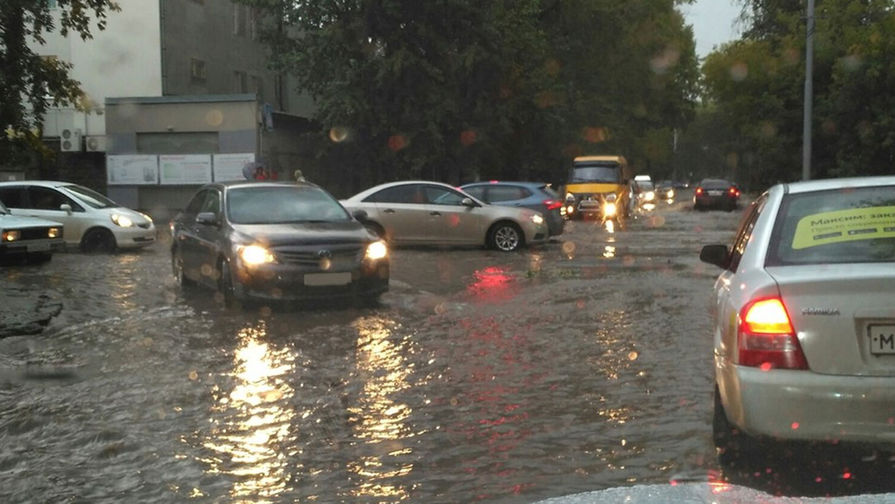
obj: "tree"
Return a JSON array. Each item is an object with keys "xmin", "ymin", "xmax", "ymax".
[
  {"xmin": 242, "ymin": 0, "xmax": 699, "ymax": 192},
  {"xmin": 701, "ymin": 0, "xmax": 895, "ymax": 189},
  {"xmin": 0, "ymin": 0, "xmax": 119, "ymax": 166}
]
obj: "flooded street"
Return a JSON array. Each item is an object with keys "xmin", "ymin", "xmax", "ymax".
[{"xmin": 0, "ymin": 197, "xmax": 784, "ymax": 503}]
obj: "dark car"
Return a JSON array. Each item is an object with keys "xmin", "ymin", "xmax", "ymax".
[
  {"xmin": 655, "ymin": 180, "xmax": 675, "ymax": 201},
  {"xmin": 460, "ymin": 181, "xmax": 564, "ymax": 237},
  {"xmin": 170, "ymin": 181, "xmax": 389, "ymax": 306},
  {"xmin": 693, "ymin": 178, "xmax": 740, "ymax": 211}
]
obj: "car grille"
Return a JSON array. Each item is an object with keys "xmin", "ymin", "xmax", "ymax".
[
  {"xmin": 16, "ymin": 227, "xmax": 54, "ymax": 240},
  {"xmin": 275, "ymin": 245, "xmax": 362, "ymax": 267}
]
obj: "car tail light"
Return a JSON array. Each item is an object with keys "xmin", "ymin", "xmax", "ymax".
[
  {"xmin": 737, "ymin": 297, "xmax": 808, "ymax": 370},
  {"xmin": 695, "ymin": 187, "xmax": 704, "ymax": 195},
  {"xmin": 728, "ymin": 187, "xmax": 740, "ymax": 196},
  {"xmin": 543, "ymin": 199, "xmax": 563, "ymax": 210}
]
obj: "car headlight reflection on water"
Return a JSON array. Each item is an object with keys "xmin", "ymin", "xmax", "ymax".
[
  {"xmin": 365, "ymin": 240, "xmax": 388, "ymax": 261},
  {"xmin": 238, "ymin": 244, "xmax": 276, "ymax": 266}
]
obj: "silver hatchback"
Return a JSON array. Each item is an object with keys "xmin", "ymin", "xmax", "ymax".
[{"xmin": 700, "ymin": 176, "xmax": 895, "ymax": 460}]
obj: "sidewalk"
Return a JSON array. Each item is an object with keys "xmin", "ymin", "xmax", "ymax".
[{"xmin": 0, "ymin": 286, "xmax": 62, "ymax": 338}]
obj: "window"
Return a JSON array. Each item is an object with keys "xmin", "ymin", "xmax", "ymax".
[
  {"xmin": 250, "ymin": 75, "xmax": 264, "ymax": 100},
  {"xmin": 190, "ymin": 58, "xmax": 207, "ymax": 82},
  {"xmin": 425, "ymin": 186, "xmax": 466, "ymax": 206},
  {"xmin": 233, "ymin": 71, "xmax": 248, "ymax": 93},
  {"xmin": 233, "ymin": 5, "xmax": 247, "ymax": 36},
  {"xmin": 27, "ymin": 187, "xmax": 73, "ymax": 211},
  {"xmin": 364, "ymin": 184, "xmax": 421, "ymax": 204},
  {"xmin": 728, "ymin": 194, "xmax": 767, "ymax": 272},
  {"xmin": 488, "ymin": 185, "xmax": 530, "ymax": 202},
  {"xmin": 0, "ymin": 187, "xmax": 24, "ymax": 207}
]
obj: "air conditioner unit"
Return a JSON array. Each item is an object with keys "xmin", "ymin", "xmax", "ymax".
[
  {"xmin": 85, "ymin": 135, "xmax": 107, "ymax": 152},
  {"xmin": 60, "ymin": 128, "xmax": 83, "ymax": 152}
]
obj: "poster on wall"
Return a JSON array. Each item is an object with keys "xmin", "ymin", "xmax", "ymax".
[
  {"xmin": 159, "ymin": 154, "xmax": 213, "ymax": 185},
  {"xmin": 213, "ymin": 153, "xmax": 255, "ymax": 182},
  {"xmin": 107, "ymin": 155, "xmax": 159, "ymax": 185}
]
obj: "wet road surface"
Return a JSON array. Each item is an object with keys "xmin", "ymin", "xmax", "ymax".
[{"xmin": 2, "ymin": 196, "xmax": 894, "ymax": 503}]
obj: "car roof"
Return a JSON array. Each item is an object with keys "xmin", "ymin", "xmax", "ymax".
[
  {"xmin": 461, "ymin": 181, "xmax": 548, "ymax": 188},
  {"xmin": 346, "ymin": 180, "xmax": 464, "ymax": 200},
  {"xmin": 779, "ymin": 175, "xmax": 895, "ymax": 194},
  {"xmin": 0, "ymin": 180, "xmax": 75, "ymax": 188}
]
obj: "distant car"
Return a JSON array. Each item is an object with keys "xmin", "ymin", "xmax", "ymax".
[
  {"xmin": 0, "ymin": 199, "xmax": 65, "ymax": 263},
  {"xmin": 341, "ymin": 180, "xmax": 548, "ymax": 252},
  {"xmin": 656, "ymin": 180, "xmax": 675, "ymax": 201},
  {"xmin": 170, "ymin": 181, "xmax": 389, "ymax": 306},
  {"xmin": 700, "ymin": 176, "xmax": 895, "ymax": 462},
  {"xmin": 460, "ymin": 181, "xmax": 564, "ymax": 237},
  {"xmin": 631, "ymin": 177, "xmax": 657, "ymax": 207},
  {"xmin": 693, "ymin": 178, "xmax": 740, "ymax": 211},
  {"xmin": 0, "ymin": 181, "xmax": 156, "ymax": 252}
]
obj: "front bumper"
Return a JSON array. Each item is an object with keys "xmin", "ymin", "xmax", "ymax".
[
  {"xmin": 718, "ymin": 361, "xmax": 895, "ymax": 443},
  {"xmin": 232, "ymin": 259, "xmax": 389, "ymax": 301},
  {"xmin": 0, "ymin": 238, "xmax": 65, "ymax": 256},
  {"xmin": 111, "ymin": 224, "xmax": 157, "ymax": 249}
]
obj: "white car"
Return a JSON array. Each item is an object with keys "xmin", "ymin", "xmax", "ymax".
[
  {"xmin": 341, "ymin": 180, "xmax": 548, "ymax": 252},
  {"xmin": 0, "ymin": 181, "xmax": 156, "ymax": 252},
  {"xmin": 0, "ymin": 199, "xmax": 65, "ymax": 263},
  {"xmin": 700, "ymin": 176, "xmax": 895, "ymax": 461}
]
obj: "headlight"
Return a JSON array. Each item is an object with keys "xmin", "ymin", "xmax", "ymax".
[
  {"xmin": 603, "ymin": 202, "xmax": 618, "ymax": 217},
  {"xmin": 111, "ymin": 213, "xmax": 134, "ymax": 227},
  {"xmin": 644, "ymin": 191, "xmax": 656, "ymax": 201},
  {"xmin": 3, "ymin": 230, "xmax": 20, "ymax": 242},
  {"xmin": 365, "ymin": 240, "xmax": 388, "ymax": 261},
  {"xmin": 48, "ymin": 227, "xmax": 61, "ymax": 239},
  {"xmin": 140, "ymin": 212, "xmax": 153, "ymax": 224},
  {"xmin": 668, "ymin": 189, "xmax": 675, "ymax": 198},
  {"xmin": 605, "ymin": 193, "xmax": 618, "ymax": 202},
  {"xmin": 238, "ymin": 245, "xmax": 276, "ymax": 266},
  {"xmin": 531, "ymin": 214, "xmax": 544, "ymax": 225}
]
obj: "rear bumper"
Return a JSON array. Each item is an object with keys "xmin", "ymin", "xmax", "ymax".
[{"xmin": 718, "ymin": 361, "xmax": 895, "ymax": 443}]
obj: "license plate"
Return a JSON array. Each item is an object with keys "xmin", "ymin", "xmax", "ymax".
[
  {"xmin": 869, "ymin": 324, "xmax": 895, "ymax": 355},
  {"xmin": 708, "ymin": 190, "xmax": 723, "ymax": 196},
  {"xmin": 27, "ymin": 243, "xmax": 51, "ymax": 252},
  {"xmin": 304, "ymin": 272, "xmax": 351, "ymax": 286}
]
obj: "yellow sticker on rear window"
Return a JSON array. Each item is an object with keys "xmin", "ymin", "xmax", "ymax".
[{"xmin": 792, "ymin": 206, "xmax": 895, "ymax": 250}]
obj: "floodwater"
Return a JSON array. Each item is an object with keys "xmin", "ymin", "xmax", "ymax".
[{"xmin": 2, "ymin": 195, "xmax": 892, "ymax": 503}]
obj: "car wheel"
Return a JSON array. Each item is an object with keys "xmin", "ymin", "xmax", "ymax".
[
  {"xmin": 80, "ymin": 228, "xmax": 117, "ymax": 253},
  {"xmin": 713, "ymin": 387, "xmax": 758, "ymax": 464},
  {"xmin": 171, "ymin": 247, "xmax": 193, "ymax": 287},
  {"xmin": 218, "ymin": 258, "xmax": 243, "ymax": 308},
  {"xmin": 489, "ymin": 222, "xmax": 523, "ymax": 252}
]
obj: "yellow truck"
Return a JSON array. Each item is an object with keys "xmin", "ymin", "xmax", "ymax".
[{"xmin": 563, "ymin": 155, "xmax": 633, "ymax": 220}]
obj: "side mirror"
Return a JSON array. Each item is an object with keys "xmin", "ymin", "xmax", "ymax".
[
  {"xmin": 352, "ymin": 209, "xmax": 368, "ymax": 221},
  {"xmin": 60, "ymin": 203, "xmax": 73, "ymax": 215},
  {"xmin": 700, "ymin": 244, "xmax": 731, "ymax": 270},
  {"xmin": 196, "ymin": 212, "xmax": 219, "ymax": 226},
  {"xmin": 460, "ymin": 197, "xmax": 477, "ymax": 208}
]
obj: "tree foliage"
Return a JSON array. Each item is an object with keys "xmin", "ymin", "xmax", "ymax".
[
  {"xmin": 697, "ymin": 0, "xmax": 895, "ymax": 190},
  {"xmin": 242, "ymin": 0, "xmax": 698, "ymax": 192},
  {"xmin": 0, "ymin": 0, "xmax": 119, "ymax": 166}
]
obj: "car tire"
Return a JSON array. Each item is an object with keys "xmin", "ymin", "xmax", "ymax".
[
  {"xmin": 171, "ymin": 247, "xmax": 193, "ymax": 287},
  {"xmin": 488, "ymin": 222, "xmax": 523, "ymax": 252},
  {"xmin": 713, "ymin": 387, "xmax": 758, "ymax": 465},
  {"xmin": 218, "ymin": 257, "xmax": 244, "ymax": 308},
  {"xmin": 81, "ymin": 228, "xmax": 117, "ymax": 253}
]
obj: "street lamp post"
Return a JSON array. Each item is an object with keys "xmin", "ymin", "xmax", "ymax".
[{"xmin": 802, "ymin": 0, "xmax": 816, "ymax": 181}]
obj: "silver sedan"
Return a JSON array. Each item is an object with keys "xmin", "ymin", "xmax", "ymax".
[
  {"xmin": 341, "ymin": 180, "xmax": 548, "ymax": 252},
  {"xmin": 700, "ymin": 176, "xmax": 895, "ymax": 460}
]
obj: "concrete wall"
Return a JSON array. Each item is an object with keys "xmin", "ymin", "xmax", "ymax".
[{"xmin": 105, "ymin": 95, "xmax": 259, "ymax": 219}]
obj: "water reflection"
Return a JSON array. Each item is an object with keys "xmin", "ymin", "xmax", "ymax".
[
  {"xmin": 466, "ymin": 266, "xmax": 517, "ymax": 303},
  {"xmin": 347, "ymin": 316, "xmax": 415, "ymax": 501},
  {"xmin": 202, "ymin": 322, "xmax": 296, "ymax": 502}
]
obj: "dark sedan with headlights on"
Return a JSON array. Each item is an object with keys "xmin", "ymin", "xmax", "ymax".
[{"xmin": 170, "ymin": 181, "xmax": 389, "ymax": 307}]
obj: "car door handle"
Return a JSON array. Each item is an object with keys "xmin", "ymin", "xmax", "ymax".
[
  {"xmin": 383, "ymin": 208, "xmax": 396, "ymax": 214},
  {"xmin": 430, "ymin": 211, "xmax": 441, "ymax": 216}
]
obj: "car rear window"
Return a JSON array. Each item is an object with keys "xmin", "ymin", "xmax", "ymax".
[{"xmin": 767, "ymin": 185, "xmax": 895, "ymax": 265}]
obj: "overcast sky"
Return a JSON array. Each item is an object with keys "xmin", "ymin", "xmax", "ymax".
[{"xmin": 680, "ymin": 0, "xmax": 743, "ymax": 58}]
